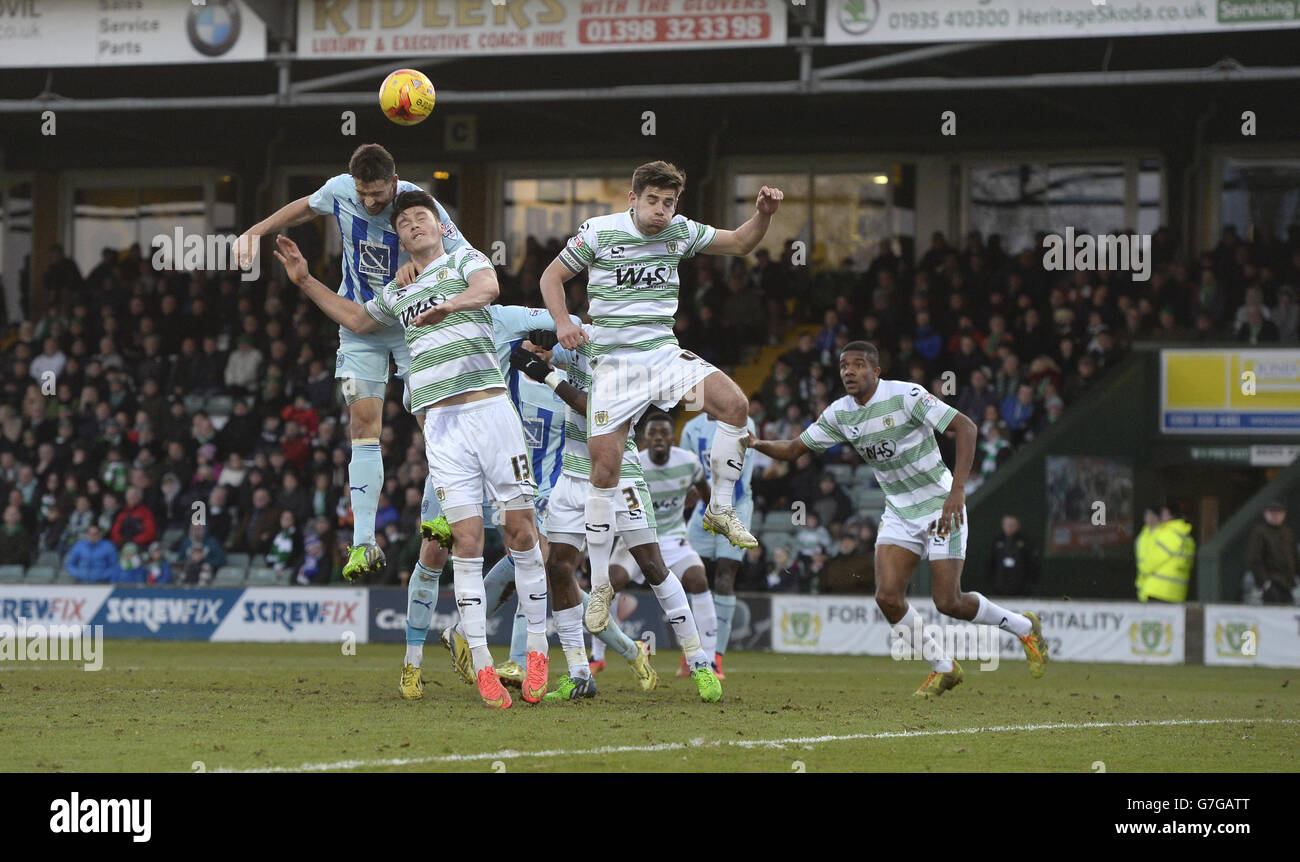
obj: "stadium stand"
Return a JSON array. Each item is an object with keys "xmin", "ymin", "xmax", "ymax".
[{"xmin": 0, "ymin": 222, "xmax": 1296, "ymax": 592}]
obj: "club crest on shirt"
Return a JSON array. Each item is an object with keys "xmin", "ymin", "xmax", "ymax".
[
  {"xmin": 883, "ymin": 416, "xmax": 894, "ymax": 428},
  {"xmin": 521, "ymin": 416, "xmax": 544, "ymax": 448},
  {"xmin": 436, "ymin": 269, "xmax": 451, "ymax": 282},
  {"xmin": 665, "ymin": 240, "xmax": 679, "ymax": 253},
  {"xmin": 594, "ymin": 410, "xmax": 609, "ymax": 426}
]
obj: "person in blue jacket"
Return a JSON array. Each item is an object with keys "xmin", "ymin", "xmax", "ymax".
[{"xmin": 65, "ymin": 524, "xmax": 121, "ymax": 583}]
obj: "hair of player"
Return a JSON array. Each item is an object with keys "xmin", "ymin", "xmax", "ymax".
[
  {"xmin": 640, "ymin": 409, "xmax": 674, "ymax": 434},
  {"xmin": 841, "ymin": 340, "xmax": 880, "ymax": 367},
  {"xmin": 349, "ymin": 144, "xmax": 396, "ymax": 183},
  {"xmin": 389, "ymin": 190, "xmax": 440, "ymax": 231},
  {"xmin": 632, "ymin": 161, "xmax": 686, "ymax": 198}
]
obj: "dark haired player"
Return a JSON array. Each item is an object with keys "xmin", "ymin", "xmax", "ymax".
[
  {"xmin": 238, "ymin": 144, "xmax": 464, "ymax": 581},
  {"xmin": 746, "ymin": 341, "xmax": 1049, "ymax": 696},
  {"xmin": 539, "ymin": 160, "xmax": 783, "ymax": 665},
  {"xmin": 275, "ymin": 191, "xmax": 546, "ymax": 710}
]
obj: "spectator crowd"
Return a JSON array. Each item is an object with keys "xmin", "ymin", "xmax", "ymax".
[{"xmin": 1, "ymin": 220, "xmax": 1297, "ymax": 594}]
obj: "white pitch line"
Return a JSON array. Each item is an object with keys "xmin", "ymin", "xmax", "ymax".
[{"xmin": 212, "ymin": 717, "xmax": 1299, "ymax": 773}]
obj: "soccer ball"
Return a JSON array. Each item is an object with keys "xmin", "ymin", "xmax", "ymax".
[{"xmin": 379, "ymin": 69, "xmax": 436, "ymax": 126}]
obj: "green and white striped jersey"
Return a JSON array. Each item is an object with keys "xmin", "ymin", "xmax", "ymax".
[
  {"xmin": 551, "ymin": 324, "xmax": 640, "ymax": 480},
  {"xmin": 363, "ymin": 246, "xmax": 501, "ymax": 411},
  {"xmin": 639, "ymin": 445, "xmax": 704, "ymax": 540},
  {"xmin": 799, "ymin": 380, "xmax": 959, "ymax": 522},
  {"xmin": 556, "ymin": 209, "xmax": 716, "ymax": 357}
]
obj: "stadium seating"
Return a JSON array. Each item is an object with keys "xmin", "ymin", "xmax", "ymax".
[
  {"xmin": 824, "ymin": 463, "xmax": 854, "ymax": 486},
  {"xmin": 36, "ymin": 550, "xmax": 61, "ymax": 568},
  {"xmin": 246, "ymin": 567, "xmax": 288, "ymax": 586},
  {"xmin": 213, "ymin": 566, "xmax": 247, "ymax": 586},
  {"xmin": 760, "ymin": 510, "xmax": 792, "ymax": 531},
  {"xmin": 226, "ymin": 553, "xmax": 251, "ymax": 572},
  {"xmin": 207, "ymin": 394, "xmax": 236, "ymax": 417},
  {"xmin": 0, "ymin": 565, "xmax": 23, "ymax": 583},
  {"xmin": 24, "ymin": 567, "xmax": 56, "ymax": 584}
]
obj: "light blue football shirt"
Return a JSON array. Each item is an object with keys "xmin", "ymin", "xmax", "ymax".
[
  {"xmin": 680, "ymin": 414, "xmax": 757, "ymax": 504},
  {"xmin": 487, "ymin": 306, "xmax": 581, "ymax": 500},
  {"xmin": 308, "ymin": 174, "xmax": 465, "ymax": 304}
]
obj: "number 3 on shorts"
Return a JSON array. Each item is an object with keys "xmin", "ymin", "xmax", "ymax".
[
  {"xmin": 510, "ymin": 454, "xmax": 530, "ymax": 482},
  {"xmin": 622, "ymin": 488, "xmax": 640, "ymax": 510}
]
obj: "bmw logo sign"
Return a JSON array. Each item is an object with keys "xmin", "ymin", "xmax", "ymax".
[{"xmin": 188, "ymin": 0, "xmax": 242, "ymax": 58}]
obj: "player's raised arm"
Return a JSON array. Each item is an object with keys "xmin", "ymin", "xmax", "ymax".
[
  {"xmin": 542, "ymin": 221, "xmax": 596, "ymax": 349},
  {"xmin": 237, "ymin": 196, "xmax": 316, "ymax": 268},
  {"xmin": 745, "ymin": 432, "xmax": 808, "ymax": 462},
  {"xmin": 275, "ymin": 235, "xmax": 380, "ymax": 335},
  {"xmin": 491, "ymin": 304, "xmax": 571, "ymax": 344},
  {"xmin": 702, "ymin": 186, "xmax": 783, "ymax": 256}
]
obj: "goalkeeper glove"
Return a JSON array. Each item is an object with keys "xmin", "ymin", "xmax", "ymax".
[
  {"xmin": 510, "ymin": 347, "xmax": 555, "ymax": 384},
  {"xmin": 527, "ymin": 329, "xmax": 558, "ymax": 350}
]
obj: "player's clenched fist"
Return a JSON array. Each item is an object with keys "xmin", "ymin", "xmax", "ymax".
[
  {"xmin": 556, "ymin": 318, "xmax": 588, "ymax": 350},
  {"xmin": 756, "ymin": 186, "xmax": 784, "ymax": 215}
]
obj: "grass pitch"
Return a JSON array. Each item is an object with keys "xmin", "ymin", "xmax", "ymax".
[{"xmin": 2, "ymin": 641, "xmax": 1295, "ymax": 772}]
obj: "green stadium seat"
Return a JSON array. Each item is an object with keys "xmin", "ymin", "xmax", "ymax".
[
  {"xmin": 246, "ymin": 567, "xmax": 281, "ymax": 586},
  {"xmin": 37, "ymin": 550, "xmax": 61, "ymax": 568},
  {"xmin": 762, "ymin": 510, "xmax": 793, "ymax": 531},
  {"xmin": 0, "ymin": 565, "xmax": 24, "ymax": 583},
  {"xmin": 55, "ymin": 568, "xmax": 77, "ymax": 584},
  {"xmin": 183, "ymin": 394, "xmax": 205, "ymax": 414},
  {"xmin": 24, "ymin": 566, "xmax": 56, "ymax": 584},
  {"xmin": 761, "ymin": 530, "xmax": 795, "ymax": 551},
  {"xmin": 825, "ymin": 464, "xmax": 854, "ymax": 486},
  {"xmin": 207, "ymin": 395, "xmax": 235, "ymax": 417},
  {"xmin": 225, "ymin": 553, "xmax": 251, "ymax": 571},
  {"xmin": 162, "ymin": 527, "xmax": 185, "ymax": 549},
  {"xmin": 213, "ymin": 566, "xmax": 247, "ymax": 586}
]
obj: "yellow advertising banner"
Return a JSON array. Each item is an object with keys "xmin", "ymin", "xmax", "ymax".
[{"xmin": 1160, "ymin": 349, "xmax": 1300, "ymax": 434}]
